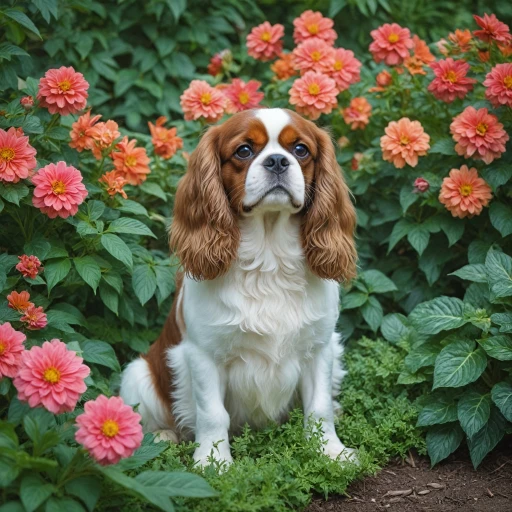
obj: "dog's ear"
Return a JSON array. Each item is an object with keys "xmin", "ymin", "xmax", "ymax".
[
  {"xmin": 170, "ymin": 127, "xmax": 240, "ymax": 280},
  {"xmin": 301, "ymin": 127, "xmax": 357, "ymax": 282}
]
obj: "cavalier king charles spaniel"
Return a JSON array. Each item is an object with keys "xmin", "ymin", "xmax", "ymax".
[{"xmin": 120, "ymin": 108, "xmax": 357, "ymax": 466}]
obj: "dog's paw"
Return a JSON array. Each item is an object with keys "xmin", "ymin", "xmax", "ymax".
[
  {"xmin": 193, "ymin": 441, "xmax": 233, "ymax": 470},
  {"xmin": 152, "ymin": 429, "xmax": 179, "ymax": 443},
  {"xmin": 323, "ymin": 441, "xmax": 359, "ymax": 465}
]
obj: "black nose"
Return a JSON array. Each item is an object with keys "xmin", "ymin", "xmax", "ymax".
[{"xmin": 263, "ymin": 154, "xmax": 290, "ymax": 174}]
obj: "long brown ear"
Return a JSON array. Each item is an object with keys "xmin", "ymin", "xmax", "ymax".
[
  {"xmin": 170, "ymin": 127, "xmax": 239, "ymax": 280},
  {"xmin": 301, "ymin": 128, "xmax": 357, "ymax": 282}
]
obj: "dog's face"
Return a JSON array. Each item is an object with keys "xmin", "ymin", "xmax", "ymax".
[{"xmin": 171, "ymin": 108, "xmax": 356, "ymax": 282}]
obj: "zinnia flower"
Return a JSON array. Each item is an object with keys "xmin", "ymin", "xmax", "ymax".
[
  {"xmin": 369, "ymin": 70, "xmax": 393, "ymax": 92},
  {"xmin": 428, "ymin": 58, "xmax": 477, "ymax": 103},
  {"xmin": 270, "ymin": 53, "xmax": 297, "ymax": 80},
  {"xmin": 88, "ymin": 120, "xmax": 120, "ymax": 160},
  {"xmin": 14, "ymin": 339, "xmax": 90, "ymax": 414},
  {"xmin": 450, "ymin": 107, "xmax": 509, "ymax": 164},
  {"xmin": 32, "ymin": 162, "xmax": 88, "ymax": 219},
  {"xmin": 99, "ymin": 171, "xmax": 128, "ymax": 199},
  {"xmin": 483, "ymin": 63, "xmax": 512, "ymax": 108},
  {"xmin": 148, "ymin": 116, "xmax": 183, "ymax": 159},
  {"xmin": 473, "ymin": 13, "xmax": 512, "ymax": 44},
  {"xmin": 448, "ymin": 29, "xmax": 472, "ymax": 53},
  {"xmin": 180, "ymin": 80, "xmax": 226, "ymax": 123},
  {"xmin": 75, "ymin": 395, "xmax": 143, "ymax": 465},
  {"xmin": 292, "ymin": 39, "xmax": 336, "ymax": 74},
  {"xmin": 411, "ymin": 35, "xmax": 435, "ymax": 64},
  {"xmin": 20, "ymin": 305, "xmax": 47, "ymax": 330},
  {"xmin": 207, "ymin": 50, "xmax": 231, "ymax": 76},
  {"xmin": 328, "ymin": 48, "xmax": 361, "ymax": 92},
  {"xmin": 224, "ymin": 79, "xmax": 264, "ymax": 113},
  {"xmin": 0, "ymin": 127, "xmax": 37, "ymax": 183},
  {"xmin": 16, "ymin": 255, "xmax": 43, "ymax": 279},
  {"xmin": 246, "ymin": 22, "xmax": 284, "ymax": 61},
  {"xmin": 293, "ymin": 10, "xmax": 337, "ymax": 45},
  {"xmin": 289, "ymin": 71, "xmax": 338, "ymax": 120},
  {"xmin": 0, "ymin": 322, "xmax": 26, "ymax": 379},
  {"xmin": 37, "ymin": 66, "xmax": 89, "ymax": 116},
  {"xmin": 498, "ymin": 41, "xmax": 512, "ymax": 57},
  {"xmin": 7, "ymin": 290, "xmax": 33, "ymax": 312},
  {"xmin": 111, "ymin": 137, "xmax": 150, "ymax": 186},
  {"xmin": 69, "ymin": 110, "xmax": 102, "ymax": 152},
  {"xmin": 342, "ymin": 97, "xmax": 372, "ymax": 130},
  {"xmin": 439, "ymin": 166, "xmax": 492, "ymax": 218},
  {"xmin": 369, "ymin": 23, "xmax": 414, "ymax": 66},
  {"xmin": 20, "ymin": 96, "xmax": 34, "ymax": 110},
  {"xmin": 381, "ymin": 118, "xmax": 430, "ymax": 168},
  {"xmin": 404, "ymin": 56, "xmax": 427, "ymax": 76},
  {"xmin": 414, "ymin": 177, "xmax": 430, "ymax": 193}
]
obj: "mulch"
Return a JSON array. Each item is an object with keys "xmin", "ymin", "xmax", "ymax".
[{"xmin": 308, "ymin": 438, "xmax": 512, "ymax": 512}]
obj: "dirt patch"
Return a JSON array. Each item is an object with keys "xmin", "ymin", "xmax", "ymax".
[{"xmin": 308, "ymin": 438, "xmax": 512, "ymax": 512}]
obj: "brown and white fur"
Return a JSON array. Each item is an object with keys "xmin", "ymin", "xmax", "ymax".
[{"xmin": 120, "ymin": 108, "xmax": 357, "ymax": 466}]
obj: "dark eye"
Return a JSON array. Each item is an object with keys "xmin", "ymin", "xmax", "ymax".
[
  {"xmin": 235, "ymin": 144, "xmax": 253, "ymax": 159},
  {"xmin": 294, "ymin": 144, "xmax": 309, "ymax": 158}
]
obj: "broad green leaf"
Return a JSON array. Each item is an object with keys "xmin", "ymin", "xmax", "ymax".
[
  {"xmin": 430, "ymin": 138, "xmax": 456, "ymax": 155},
  {"xmin": 101, "ymin": 234, "xmax": 133, "ymax": 270},
  {"xmin": 31, "ymin": 0, "xmax": 58, "ymax": 23},
  {"xmin": 134, "ymin": 471, "xmax": 217, "ymax": 498},
  {"xmin": 397, "ymin": 369, "xmax": 428, "ymax": 384},
  {"xmin": 405, "ymin": 342, "xmax": 441, "ymax": 372},
  {"xmin": 45, "ymin": 497, "xmax": 86, "ymax": 512},
  {"xmin": 440, "ymin": 215, "xmax": 465, "ymax": 247},
  {"xmin": 361, "ymin": 296, "xmax": 383, "ymax": 332},
  {"xmin": 20, "ymin": 474, "xmax": 55, "ymax": 512},
  {"xmin": 99, "ymin": 282, "xmax": 119, "ymax": 315},
  {"xmin": 117, "ymin": 199, "xmax": 149, "ymax": 217},
  {"xmin": 480, "ymin": 166, "xmax": 512, "ymax": 191},
  {"xmin": 380, "ymin": 313, "xmax": 409, "ymax": 344},
  {"xmin": 491, "ymin": 382, "xmax": 512, "ymax": 422},
  {"xmin": 140, "ymin": 182, "xmax": 167, "ymax": 201},
  {"xmin": 417, "ymin": 396, "xmax": 457, "ymax": 426},
  {"xmin": 65, "ymin": 476, "xmax": 101, "ymax": 512},
  {"xmin": 0, "ymin": 501, "xmax": 25, "ymax": 512},
  {"xmin": 360, "ymin": 269, "xmax": 397, "ymax": 294},
  {"xmin": 109, "ymin": 218, "xmax": 156, "ymax": 238},
  {"xmin": 102, "ymin": 271, "xmax": 123, "ymax": 294},
  {"xmin": 87, "ymin": 200, "xmax": 105, "ymax": 221},
  {"xmin": 3, "ymin": 8, "xmax": 41, "ymax": 38},
  {"xmin": 341, "ymin": 291, "xmax": 368, "ymax": 309},
  {"xmin": 449, "ymin": 264, "xmax": 487, "ymax": 283},
  {"xmin": 388, "ymin": 219, "xmax": 413, "ymax": 252},
  {"xmin": 44, "ymin": 258, "xmax": 71, "ymax": 294},
  {"xmin": 485, "ymin": 250, "xmax": 512, "ymax": 299},
  {"xmin": 468, "ymin": 239, "xmax": 492, "ymax": 264},
  {"xmin": 479, "ymin": 335, "xmax": 512, "ymax": 360},
  {"xmin": 489, "ymin": 202, "xmax": 512, "ymax": 237},
  {"xmin": 426, "ymin": 422, "xmax": 464, "ymax": 466},
  {"xmin": 24, "ymin": 238, "xmax": 50, "ymax": 261},
  {"xmin": 0, "ymin": 181, "xmax": 29, "ymax": 205},
  {"xmin": 457, "ymin": 390, "xmax": 491, "ymax": 438},
  {"xmin": 154, "ymin": 265, "xmax": 175, "ymax": 305},
  {"xmin": 132, "ymin": 264, "xmax": 157, "ymax": 306},
  {"xmin": 467, "ymin": 407, "xmax": 506, "ymax": 468},
  {"xmin": 407, "ymin": 226, "xmax": 430, "ymax": 256},
  {"xmin": 117, "ymin": 435, "xmax": 167, "ymax": 470},
  {"xmin": 399, "ymin": 184, "xmax": 418, "ymax": 213},
  {"xmin": 409, "ymin": 296, "xmax": 466, "ymax": 335},
  {"xmin": 74, "ymin": 256, "xmax": 101, "ymax": 293},
  {"xmin": 81, "ymin": 340, "xmax": 121, "ymax": 372},
  {"xmin": 491, "ymin": 312, "xmax": 512, "ymax": 333}
]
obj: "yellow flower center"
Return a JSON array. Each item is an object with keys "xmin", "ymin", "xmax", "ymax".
[
  {"xmin": 388, "ymin": 33, "xmax": 399, "ymax": 43},
  {"xmin": 200, "ymin": 92, "xmax": 211, "ymax": 105},
  {"xmin": 59, "ymin": 80, "xmax": 71, "ymax": 92},
  {"xmin": 0, "ymin": 341, "xmax": 5, "ymax": 355},
  {"xmin": 445, "ymin": 70, "xmax": 457, "ymax": 83},
  {"xmin": 308, "ymin": 83, "xmax": 320, "ymax": 95},
  {"xmin": 334, "ymin": 60, "xmax": 343, "ymax": 71},
  {"xmin": 308, "ymin": 23, "xmax": 319, "ymax": 35},
  {"xmin": 125, "ymin": 155, "xmax": 137, "ymax": 167},
  {"xmin": 101, "ymin": 419, "xmax": 120, "ymax": 438},
  {"xmin": 0, "ymin": 147, "xmax": 15, "ymax": 161},
  {"xmin": 476, "ymin": 122, "xmax": 488, "ymax": 135},
  {"xmin": 261, "ymin": 31, "xmax": 271, "ymax": 42},
  {"xmin": 43, "ymin": 367, "xmax": 61, "ymax": 384},
  {"xmin": 460, "ymin": 184, "xmax": 473, "ymax": 197},
  {"xmin": 51, "ymin": 180, "xmax": 66, "ymax": 195},
  {"xmin": 311, "ymin": 50, "xmax": 322, "ymax": 61},
  {"xmin": 504, "ymin": 75, "xmax": 512, "ymax": 89},
  {"xmin": 399, "ymin": 134, "xmax": 410, "ymax": 145},
  {"xmin": 239, "ymin": 92, "xmax": 250, "ymax": 105}
]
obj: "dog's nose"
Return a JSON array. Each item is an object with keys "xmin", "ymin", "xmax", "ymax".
[{"xmin": 263, "ymin": 154, "xmax": 290, "ymax": 174}]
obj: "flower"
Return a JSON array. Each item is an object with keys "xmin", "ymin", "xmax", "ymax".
[
  {"xmin": 342, "ymin": 97, "xmax": 372, "ymax": 130},
  {"xmin": 473, "ymin": 13, "xmax": 512, "ymax": 44},
  {"xmin": 180, "ymin": 80, "xmax": 226, "ymax": 123},
  {"xmin": 448, "ymin": 29, "xmax": 472, "ymax": 53},
  {"xmin": 292, "ymin": 39, "xmax": 336, "ymax": 75},
  {"xmin": 99, "ymin": 171, "xmax": 128, "ymax": 199},
  {"xmin": 436, "ymin": 39, "xmax": 449, "ymax": 56},
  {"xmin": 69, "ymin": 110, "xmax": 102, "ymax": 152},
  {"xmin": 404, "ymin": 56, "xmax": 427, "ymax": 76},
  {"xmin": 20, "ymin": 305, "xmax": 47, "ymax": 330},
  {"xmin": 439, "ymin": 166, "xmax": 492, "ymax": 218},
  {"xmin": 88, "ymin": 120, "xmax": 120, "ymax": 160},
  {"xmin": 7, "ymin": 291, "xmax": 33, "ymax": 312},
  {"xmin": 75, "ymin": 395, "xmax": 143, "ymax": 465},
  {"xmin": 369, "ymin": 23, "xmax": 414, "ymax": 66},
  {"xmin": 14, "ymin": 339, "xmax": 89, "ymax": 414},
  {"xmin": 288, "ymin": 71, "xmax": 338, "ymax": 120},
  {"xmin": 0, "ymin": 127, "xmax": 37, "ymax": 183},
  {"xmin": 328, "ymin": 48, "xmax": 361, "ymax": 92},
  {"xmin": 450, "ymin": 107, "xmax": 509, "ymax": 164},
  {"xmin": 246, "ymin": 22, "xmax": 284, "ymax": 61},
  {"xmin": 483, "ymin": 63, "xmax": 512, "ymax": 109},
  {"xmin": 111, "ymin": 137, "xmax": 150, "ymax": 186},
  {"xmin": 380, "ymin": 118, "xmax": 430, "ymax": 168},
  {"xmin": 428, "ymin": 58, "xmax": 477, "ymax": 103},
  {"xmin": 37, "ymin": 66, "xmax": 89, "ymax": 116},
  {"xmin": 478, "ymin": 50, "xmax": 490, "ymax": 62},
  {"xmin": 369, "ymin": 70, "xmax": 393, "ymax": 92},
  {"xmin": 16, "ymin": 255, "xmax": 43, "ymax": 279},
  {"xmin": 207, "ymin": 49, "xmax": 231, "ymax": 76},
  {"xmin": 270, "ymin": 53, "xmax": 297, "ymax": 80},
  {"xmin": 32, "ymin": 162, "xmax": 88, "ymax": 219},
  {"xmin": 224, "ymin": 79, "xmax": 264, "ymax": 113},
  {"xmin": 351, "ymin": 152, "xmax": 364, "ymax": 171},
  {"xmin": 414, "ymin": 177, "xmax": 430, "ymax": 193},
  {"xmin": 0, "ymin": 322, "xmax": 26, "ymax": 379},
  {"xmin": 20, "ymin": 96, "xmax": 34, "ymax": 110},
  {"xmin": 337, "ymin": 136, "xmax": 350, "ymax": 148},
  {"xmin": 293, "ymin": 10, "xmax": 337, "ymax": 46},
  {"xmin": 411, "ymin": 35, "xmax": 435, "ymax": 64},
  {"xmin": 148, "ymin": 116, "xmax": 183, "ymax": 159},
  {"xmin": 498, "ymin": 41, "xmax": 512, "ymax": 57}
]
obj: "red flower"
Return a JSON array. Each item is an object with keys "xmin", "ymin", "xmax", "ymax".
[
  {"xmin": 473, "ymin": 13, "xmax": 512, "ymax": 44},
  {"xmin": 483, "ymin": 64, "xmax": 512, "ymax": 109},
  {"xmin": 224, "ymin": 79, "xmax": 264, "ymax": 113},
  {"xmin": 414, "ymin": 177, "xmax": 430, "ymax": 193},
  {"xmin": 16, "ymin": 255, "xmax": 43, "ymax": 279},
  {"xmin": 428, "ymin": 58, "xmax": 476, "ymax": 103},
  {"xmin": 246, "ymin": 22, "xmax": 284, "ymax": 61},
  {"xmin": 293, "ymin": 10, "xmax": 337, "ymax": 46},
  {"xmin": 369, "ymin": 23, "xmax": 414, "ymax": 66}
]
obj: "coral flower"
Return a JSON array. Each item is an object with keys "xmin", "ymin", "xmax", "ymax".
[
  {"xmin": 450, "ymin": 107, "xmax": 509, "ymax": 164},
  {"xmin": 88, "ymin": 120, "xmax": 120, "ymax": 160},
  {"xmin": 412, "ymin": 35, "xmax": 435, "ymax": 64},
  {"xmin": 99, "ymin": 171, "xmax": 128, "ymax": 199},
  {"xmin": 271, "ymin": 53, "xmax": 297, "ymax": 80},
  {"xmin": 343, "ymin": 97, "xmax": 372, "ymax": 130},
  {"xmin": 288, "ymin": 71, "xmax": 338, "ymax": 120},
  {"xmin": 292, "ymin": 39, "xmax": 336, "ymax": 74},
  {"xmin": 32, "ymin": 162, "xmax": 88, "ymax": 219},
  {"xmin": 439, "ymin": 166, "xmax": 492, "ymax": 218},
  {"xmin": 428, "ymin": 58, "xmax": 477, "ymax": 103},
  {"xmin": 328, "ymin": 48, "xmax": 361, "ymax": 92},
  {"xmin": 148, "ymin": 116, "xmax": 183, "ymax": 159},
  {"xmin": 369, "ymin": 70, "xmax": 393, "ymax": 92},
  {"xmin": 369, "ymin": 23, "xmax": 414, "ymax": 66},
  {"xmin": 7, "ymin": 290, "xmax": 33, "ymax": 312},
  {"xmin": 246, "ymin": 22, "xmax": 284, "ymax": 61},
  {"xmin": 111, "ymin": 137, "xmax": 150, "ymax": 186},
  {"xmin": 75, "ymin": 395, "xmax": 143, "ymax": 465},
  {"xmin": 180, "ymin": 80, "xmax": 226, "ymax": 123},
  {"xmin": 207, "ymin": 49, "xmax": 231, "ymax": 76},
  {"xmin": 404, "ymin": 56, "xmax": 427, "ymax": 76},
  {"xmin": 20, "ymin": 96, "xmax": 34, "ymax": 110},
  {"xmin": 69, "ymin": 110, "xmax": 102, "ymax": 152},
  {"xmin": 37, "ymin": 66, "xmax": 89, "ymax": 116},
  {"xmin": 20, "ymin": 305, "xmax": 47, "ymax": 330},
  {"xmin": 498, "ymin": 41, "xmax": 512, "ymax": 57},
  {"xmin": 14, "ymin": 339, "xmax": 90, "ymax": 414},
  {"xmin": 0, "ymin": 322, "xmax": 26, "ymax": 379},
  {"xmin": 448, "ymin": 29, "xmax": 472, "ymax": 53},
  {"xmin": 16, "ymin": 255, "xmax": 43, "ymax": 279},
  {"xmin": 224, "ymin": 79, "xmax": 264, "ymax": 113},
  {"xmin": 473, "ymin": 13, "xmax": 512, "ymax": 44},
  {"xmin": 0, "ymin": 127, "xmax": 37, "ymax": 183},
  {"xmin": 293, "ymin": 10, "xmax": 337, "ymax": 46},
  {"xmin": 483, "ymin": 63, "xmax": 512, "ymax": 108},
  {"xmin": 381, "ymin": 118, "xmax": 430, "ymax": 168},
  {"xmin": 414, "ymin": 177, "xmax": 430, "ymax": 193}
]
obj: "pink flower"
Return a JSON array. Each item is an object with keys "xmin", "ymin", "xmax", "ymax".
[
  {"xmin": 180, "ymin": 80, "xmax": 226, "ymax": 123},
  {"xmin": 37, "ymin": 66, "xmax": 89, "ymax": 116},
  {"xmin": 69, "ymin": 110, "xmax": 102, "ymax": 153},
  {"xmin": 288, "ymin": 71, "xmax": 338, "ymax": 120},
  {"xmin": 292, "ymin": 39, "xmax": 336, "ymax": 74},
  {"xmin": 293, "ymin": 10, "xmax": 337, "ymax": 46},
  {"xmin": 0, "ymin": 127, "xmax": 37, "ymax": 183},
  {"xmin": 16, "ymin": 255, "xmax": 43, "ymax": 279},
  {"xmin": 224, "ymin": 79, "xmax": 264, "ymax": 113},
  {"xmin": 483, "ymin": 63, "xmax": 512, "ymax": 108},
  {"xmin": 428, "ymin": 58, "xmax": 477, "ymax": 103},
  {"xmin": 450, "ymin": 107, "xmax": 509, "ymax": 165},
  {"xmin": 370, "ymin": 23, "xmax": 414, "ymax": 66},
  {"xmin": 7, "ymin": 290, "xmax": 33, "ymax": 312},
  {"xmin": 0, "ymin": 322, "xmax": 26, "ymax": 379},
  {"xmin": 414, "ymin": 177, "xmax": 430, "ymax": 193},
  {"xmin": 20, "ymin": 305, "xmax": 47, "ymax": 330},
  {"xmin": 473, "ymin": 13, "xmax": 512, "ymax": 44},
  {"xmin": 75, "ymin": 395, "xmax": 143, "ymax": 465},
  {"xmin": 246, "ymin": 22, "xmax": 284, "ymax": 61},
  {"xmin": 20, "ymin": 96, "xmax": 34, "ymax": 110},
  {"xmin": 32, "ymin": 162, "xmax": 88, "ymax": 219},
  {"xmin": 342, "ymin": 97, "xmax": 372, "ymax": 130},
  {"xmin": 328, "ymin": 48, "xmax": 361, "ymax": 92}
]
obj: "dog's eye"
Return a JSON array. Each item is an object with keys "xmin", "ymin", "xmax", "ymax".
[
  {"xmin": 294, "ymin": 144, "xmax": 309, "ymax": 158},
  {"xmin": 235, "ymin": 145, "xmax": 253, "ymax": 159}
]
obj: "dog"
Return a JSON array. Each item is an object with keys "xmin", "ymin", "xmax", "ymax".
[{"xmin": 120, "ymin": 108, "xmax": 357, "ymax": 466}]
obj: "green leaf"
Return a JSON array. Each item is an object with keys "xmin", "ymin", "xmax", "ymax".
[
  {"xmin": 433, "ymin": 340, "xmax": 487, "ymax": 389},
  {"xmin": 479, "ymin": 335, "xmax": 512, "ymax": 361},
  {"xmin": 132, "ymin": 264, "xmax": 157, "ymax": 306},
  {"xmin": 0, "ymin": 181, "xmax": 29, "ymax": 205},
  {"xmin": 491, "ymin": 312, "xmax": 512, "ymax": 334},
  {"xmin": 449, "ymin": 264, "xmax": 487, "ymax": 283},
  {"xmin": 44, "ymin": 258, "xmax": 71, "ymax": 294},
  {"xmin": 417, "ymin": 396, "xmax": 457, "ymax": 426},
  {"xmin": 485, "ymin": 250, "xmax": 512, "ymax": 300},
  {"xmin": 381, "ymin": 313, "xmax": 410, "ymax": 344},
  {"xmin": 117, "ymin": 199, "xmax": 149, "ymax": 217},
  {"xmin": 109, "ymin": 218, "xmax": 156, "ymax": 238},
  {"xmin": 440, "ymin": 215, "xmax": 465, "ymax": 247},
  {"xmin": 361, "ymin": 296, "xmax": 383, "ymax": 332},
  {"xmin": 101, "ymin": 234, "xmax": 133, "ymax": 270},
  {"xmin": 0, "ymin": 502, "xmax": 25, "ymax": 512},
  {"xmin": 491, "ymin": 382, "xmax": 512, "ymax": 422},
  {"xmin": 405, "ymin": 342, "xmax": 441, "ymax": 372},
  {"xmin": 81, "ymin": 340, "xmax": 121, "ymax": 372},
  {"xmin": 135, "ymin": 471, "xmax": 217, "ymax": 498},
  {"xmin": 65, "ymin": 476, "xmax": 101, "ymax": 512},
  {"xmin": 140, "ymin": 182, "xmax": 167, "ymax": 201},
  {"xmin": 359, "ymin": 269, "xmax": 397, "ymax": 294},
  {"xmin": 102, "ymin": 271, "xmax": 123, "ymax": 294},
  {"xmin": 426, "ymin": 422, "xmax": 464, "ymax": 466},
  {"xmin": 467, "ymin": 407, "xmax": 506, "ymax": 468},
  {"xmin": 31, "ymin": 0, "xmax": 58, "ymax": 23},
  {"xmin": 87, "ymin": 200, "xmax": 105, "ymax": 221},
  {"xmin": 3, "ymin": 8, "xmax": 41, "ymax": 38},
  {"xmin": 45, "ymin": 497, "xmax": 86, "ymax": 512},
  {"xmin": 154, "ymin": 265, "xmax": 175, "ymax": 305},
  {"xmin": 117, "ymin": 435, "xmax": 167, "ymax": 470},
  {"xmin": 457, "ymin": 390, "xmax": 492, "ymax": 438},
  {"xmin": 399, "ymin": 184, "xmax": 418, "ymax": 213},
  {"xmin": 24, "ymin": 238, "xmax": 50, "ymax": 261},
  {"xmin": 397, "ymin": 368, "xmax": 428, "ymax": 384},
  {"xmin": 409, "ymin": 296, "xmax": 467, "ymax": 335},
  {"xmin": 341, "ymin": 291, "xmax": 368, "ymax": 309},
  {"xmin": 407, "ymin": 225, "xmax": 430, "ymax": 256},
  {"xmin": 388, "ymin": 218, "xmax": 413, "ymax": 252},
  {"xmin": 20, "ymin": 474, "xmax": 55, "ymax": 512},
  {"xmin": 489, "ymin": 202, "xmax": 512, "ymax": 237},
  {"xmin": 430, "ymin": 138, "xmax": 456, "ymax": 155},
  {"xmin": 99, "ymin": 282, "xmax": 119, "ymax": 314},
  {"xmin": 480, "ymin": 166, "xmax": 512, "ymax": 191},
  {"xmin": 74, "ymin": 256, "xmax": 101, "ymax": 293}
]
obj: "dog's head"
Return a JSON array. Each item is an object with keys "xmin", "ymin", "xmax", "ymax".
[{"xmin": 170, "ymin": 108, "xmax": 356, "ymax": 282}]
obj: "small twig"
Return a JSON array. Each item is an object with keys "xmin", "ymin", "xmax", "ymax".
[
  {"xmin": 490, "ymin": 461, "xmax": 509, "ymax": 474},
  {"xmin": 495, "ymin": 492, "xmax": 510, "ymax": 499},
  {"xmin": 486, "ymin": 488, "xmax": 494, "ymax": 498},
  {"xmin": 408, "ymin": 449, "xmax": 416, "ymax": 468}
]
